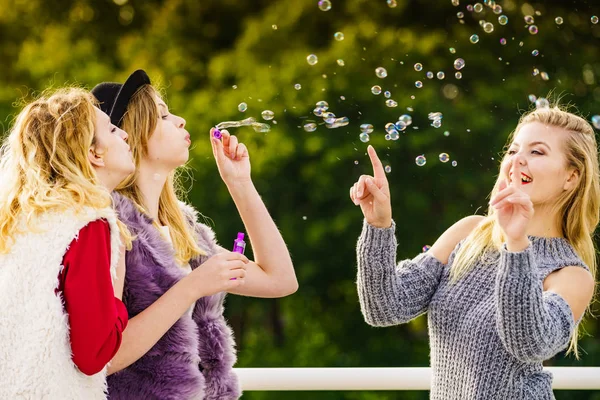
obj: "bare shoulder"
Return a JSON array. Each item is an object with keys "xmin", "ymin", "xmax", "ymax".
[
  {"xmin": 544, "ymin": 266, "xmax": 595, "ymax": 296},
  {"xmin": 544, "ymin": 266, "xmax": 595, "ymax": 321},
  {"xmin": 428, "ymin": 215, "xmax": 486, "ymax": 265}
]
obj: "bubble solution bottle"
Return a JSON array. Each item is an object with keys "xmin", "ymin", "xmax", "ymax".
[{"xmin": 233, "ymin": 232, "xmax": 246, "ymax": 254}]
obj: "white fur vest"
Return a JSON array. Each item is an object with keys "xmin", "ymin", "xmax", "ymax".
[{"xmin": 0, "ymin": 207, "xmax": 122, "ymax": 399}]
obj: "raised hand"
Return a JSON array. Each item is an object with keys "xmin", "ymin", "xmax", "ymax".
[
  {"xmin": 489, "ymin": 156, "xmax": 534, "ymax": 249},
  {"xmin": 210, "ymin": 128, "xmax": 251, "ymax": 185},
  {"xmin": 349, "ymin": 145, "xmax": 392, "ymax": 228}
]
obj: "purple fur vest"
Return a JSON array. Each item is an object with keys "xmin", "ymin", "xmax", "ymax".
[{"xmin": 107, "ymin": 193, "xmax": 241, "ymax": 400}]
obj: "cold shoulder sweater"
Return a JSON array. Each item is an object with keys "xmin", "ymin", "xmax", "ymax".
[{"xmin": 356, "ymin": 220, "xmax": 588, "ymax": 400}]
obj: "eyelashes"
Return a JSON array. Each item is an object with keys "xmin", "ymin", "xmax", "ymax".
[{"xmin": 506, "ymin": 150, "xmax": 544, "ymax": 155}]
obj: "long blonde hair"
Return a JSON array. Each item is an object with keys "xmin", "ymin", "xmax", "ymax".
[
  {"xmin": 117, "ymin": 84, "xmax": 205, "ymax": 265},
  {"xmin": 0, "ymin": 87, "xmax": 132, "ymax": 253},
  {"xmin": 451, "ymin": 105, "xmax": 600, "ymax": 357}
]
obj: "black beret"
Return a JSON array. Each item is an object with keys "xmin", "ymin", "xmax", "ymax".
[{"xmin": 91, "ymin": 69, "xmax": 151, "ymax": 127}]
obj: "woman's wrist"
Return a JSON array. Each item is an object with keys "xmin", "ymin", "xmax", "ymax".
[{"xmin": 505, "ymin": 237, "xmax": 530, "ymax": 252}]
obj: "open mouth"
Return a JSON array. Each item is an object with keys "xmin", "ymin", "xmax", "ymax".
[{"xmin": 510, "ymin": 172, "xmax": 533, "ymax": 185}]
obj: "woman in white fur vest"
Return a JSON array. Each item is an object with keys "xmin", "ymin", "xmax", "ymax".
[{"xmin": 0, "ymin": 88, "xmax": 135, "ymax": 399}]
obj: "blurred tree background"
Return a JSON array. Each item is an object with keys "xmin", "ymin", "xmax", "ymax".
[{"xmin": 1, "ymin": 0, "xmax": 600, "ymax": 398}]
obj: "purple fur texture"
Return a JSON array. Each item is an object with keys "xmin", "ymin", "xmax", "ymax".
[{"xmin": 108, "ymin": 193, "xmax": 240, "ymax": 400}]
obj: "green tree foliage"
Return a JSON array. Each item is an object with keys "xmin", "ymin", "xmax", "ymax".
[{"xmin": 1, "ymin": 0, "xmax": 599, "ymax": 398}]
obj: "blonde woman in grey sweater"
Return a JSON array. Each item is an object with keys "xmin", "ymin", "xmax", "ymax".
[{"xmin": 350, "ymin": 106, "xmax": 598, "ymax": 399}]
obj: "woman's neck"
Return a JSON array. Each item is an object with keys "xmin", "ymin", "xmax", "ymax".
[
  {"xmin": 136, "ymin": 161, "xmax": 169, "ymax": 221},
  {"xmin": 524, "ymin": 204, "xmax": 563, "ymax": 238}
]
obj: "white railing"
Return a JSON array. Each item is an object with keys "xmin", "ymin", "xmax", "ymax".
[{"xmin": 234, "ymin": 367, "xmax": 600, "ymax": 391}]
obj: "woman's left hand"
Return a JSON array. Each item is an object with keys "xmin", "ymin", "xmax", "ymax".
[
  {"xmin": 490, "ymin": 158, "xmax": 534, "ymax": 248},
  {"xmin": 210, "ymin": 128, "xmax": 251, "ymax": 185}
]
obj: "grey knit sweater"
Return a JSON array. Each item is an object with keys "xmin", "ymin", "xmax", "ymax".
[{"xmin": 356, "ymin": 220, "xmax": 588, "ymax": 400}]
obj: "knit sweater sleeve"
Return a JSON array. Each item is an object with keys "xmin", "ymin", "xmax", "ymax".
[
  {"xmin": 495, "ymin": 245, "xmax": 575, "ymax": 363},
  {"xmin": 356, "ymin": 219, "xmax": 445, "ymax": 327}
]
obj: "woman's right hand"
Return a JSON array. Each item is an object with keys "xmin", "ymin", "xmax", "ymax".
[
  {"xmin": 349, "ymin": 145, "xmax": 392, "ymax": 228},
  {"xmin": 187, "ymin": 251, "xmax": 249, "ymax": 298}
]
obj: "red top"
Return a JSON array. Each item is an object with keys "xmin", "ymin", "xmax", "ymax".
[{"xmin": 57, "ymin": 219, "xmax": 128, "ymax": 376}]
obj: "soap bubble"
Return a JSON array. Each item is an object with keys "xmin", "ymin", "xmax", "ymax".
[
  {"xmin": 359, "ymin": 133, "xmax": 370, "ymax": 143},
  {"xmin": 334, "ymin": 32, "xmax": 344, "ymax": 41},
  {"xmin": 303, "ymin": 123, "xmax": 317, "ymax": 132},
  {"xmin": 449, "ymin": 47, "xmax": 456, "ymax": 54},
  {"xmin": 466, "ymin": 4, "xmax": 473, "ymax": 11},
  {"xmin": 540, "ymin": 72, "xmax": 549, "ymax": 81},
  {"xmin": 371, "ymin": 85, "xmax": 382, "ymax": 95},
  {"xmin": 415, "ymin": 155, "xmax": 427, "ymax": 166},
  {"xmin": 337, "ymin": 59, "xmax": 345, "ymax": 66},
  {"xmin": 360, "ymin": 124, "xmax": 374, "ymax": 134},
  {"xmin": 439, "ymin": 153, "xmax": 450, "ymax": 163},
  {"xmin": 591, "ymin": 115, "xmax": 600, "ymax": 129},
  {"xmin": 376, "ymin": 67, "xmax": 388, "ymax": 78},
  {"xmin": 316, "ymin": 100, "xmax": 329, "ymax": 110},
  {"xmin": 387, "ymin": 0, "xmax": 397, "ymax": 7},
  {"xmin": 452, "ymin": 160, "xmax": 458, "ymax": 167},
  {"xmin": 389, "ymin": 130, "xmax": 399, "ymax": 140},
  {"xmin": 483, "ymin": 22, "xmax": 494, "ymax": 33},
  {"xmin": 313, "ymin": 107, "xmax": 325, "ymax": 117},
  {"xmin": 294, "ymin": 83, "xmax": 302, "ymax": 90},
  {"xmin": 528, "ymin": 94, "xmax": 537, "ymax": 102},
  {"xmin": 399, "ymin": 114, "xmax": 412, "ymax": 125},
  {"xmin": 470, "ymin": 34, "xmax": 480, "ymax": 44},
  {"xmin": 395, "ymin": 120, "xmax": 407, "ymax": 131},
  {"xmin": 385, "ymin": 99, "xmax": 398, "ymax": 107},
  {"xmin": 333, "ymin": 117, "xmax": 349, "ymax": 127},
  {"xmin": 493, "ymin": 5, "xmax": 502, "ymax": 14},
  {"xmin": 500, "ymin": 38, "xmax": 507, "ymax": 45},
  {"xmin": 474, "ymin": 3, "xmax": 483, "ymax": 12},
  {"xmin": 414, "ymin": 63, "xmax": 423, "ymax": 71},
  {"xmin": 261, "ymin": 110, "xmax": 274, "ymax": 120},
  {"xmin": 437, "ymin": 71, "xmax": 445, "ymax": 79},
  {"xmin": 432, "ymin": 119, "xmax": 442, "ymax": 128},
  {"xmin": 384, "ymin": 91, "xmax": 392, "ymax": 98},
  {"xmin": 532, "ymin": 49, "xmax": 539, "ymax": 56},
  {"xmin": 307, "ymin": 54, "xmax": 318, "ymax": 65},
  {"xmin": 422, "ymin": 245, "xmax": 431, "ymax": 252},
  {"xmin": 457, "ymin": 12, "xmax": 465, "ymax": 18},
  {"xmin": 592, "ymin": 16, "xmax": 599, "ymax": 24},
  {"xmin": 498, "ymin": 15, "xmax": 508, "ymax": 25},
  {"xmin": 238, "ymin": 102, "xmax": 247, "ymax": 112},
  {"xmin": 385, "ymin": 122, "xmax": 396, "ymax": 133},
  {"xmin": 454, "ymin": 58, "xmax": 465, "ymax": 70},
  {"xmin": 426, "ymin": 71, "xmax": 434, "ymax": 79},
  {"xmin": 415, "ymin": 81, "xmax": 423, "ymax": 88},
  {"xmin": 385, "ymin": 165, "xmax": 392, "ymax": 173},
  {"xmin": 318, "ymin": 0, "xmax": 331, "ymax": 11},
  {"xmin": 455, "ymin": 72, "xmax": 462, "ymax": 79},
  {"xmin": 529, "ymin": 25, "xmax": 538, "ymax": 34},
  {"xmin": 535, "ymin": 98, "xmax": 550, "ymax": 109},
  {"xmin": 451, "ymin": 0, "xmax": 459, "ymax": 5},
  {"xmin": 524, "ymin": 15, "xmax": 534, "ymax": 24},
  {"xmin": 322, "ymin": 112, "xmax": 336, "ymax": 124},
  {"xmin": 555, "ymin": 16, "xmax": 563, "ymax": 25}
]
